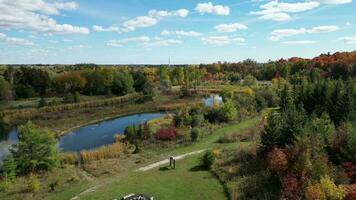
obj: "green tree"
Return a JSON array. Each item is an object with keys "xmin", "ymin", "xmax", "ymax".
[
  {"xmin": 158, "ymin": 66, "xmax": 171, "ymax": 88},
  {"xmin": 243, "ymin": 75, "xmax": 256, "ymax": 86},
  {"xmin": 73, "ymin": 91, "xmax": 81, "ymax": 103},
  {"xmin": 0, "ymin": 76, "xmax": 12, "ymax": 101},
  {"xmin": 190, "ymin": 127, "xmax": 201, "ymax": 142},
  {"xmin": 1, "ymin": 155, "xmax": 17, "ymax": 180},
  {"xmin": 201, "ymin": 150, "xmax": 215, "ymax": 170},
  {"xmin": 112, "ymin": 71, "xmax": 135, "ymax": 95},
  {"xmin": 219, "ymin": 99, "xmax": 237, "ymax": 122},
  {"xmin": 10, "ymin": 122, "xmax": 59, "ymax": 174},
  {"xmin": 63, "ymin": 93, "xmax": 74, "ymax": 103}
]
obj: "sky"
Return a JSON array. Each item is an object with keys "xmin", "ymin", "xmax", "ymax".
[{"xmin": 0, "ymin": 0, "xmax": 355, "ymax": 64}]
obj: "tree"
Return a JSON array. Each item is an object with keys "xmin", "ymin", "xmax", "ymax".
[
  {"xmin": 63, "ymin": 93, "xmax": 74, "ymax": 103},
  {"xmin": 219, "ymin": 99, "xmax": 237, "ymax": 122},
  {"xmin": 201, "ymin": 150, "xmax": 215, "ymax": 170},
  {"xmin": 0, "ymin": 76, "xmax": 12, "ymax": 101},
  {"xmin": 112, "ymin": 71, "xmax": 134, "ymax": 95},
  {"xmin": 54, "ymin": 72, "xmax": 86, "ymax": 93},
  {"xmin": 1, "ymin": 155, "xmax": 17, "ymax": 180},
  {"xmin": 243, "ymin": 75, "xmax": 256, "ymax": 86},
  {"xmin": 158, "ymin": 66, "xmax": 171, "ymax": 88},
  {"xmin": 10, "ymin": 122, "xmax": 59, "ymax": 174},
  {"xmin": 74, "ymin": 92, "xmax": 81, "ymax": 103},
  {"xmin": 124, "ymin": 125, "xmax": 137, "ymax": 143},
  {"xmin": 133, "ymin": 71, "xmax": 154, "ymax": 96},
  {"xmin": 191, "ymin": 127, "xmax": 201, "ymax": 142}
]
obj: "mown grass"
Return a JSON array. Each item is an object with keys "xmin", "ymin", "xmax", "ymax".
[{"xmin": 45, "ymin": 117, "xmax": 261, "ymax": 200}]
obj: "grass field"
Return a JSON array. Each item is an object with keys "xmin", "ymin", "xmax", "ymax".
[{"xmin": 43, "ymin": 117, "xmax": 260, "ymax": 200}]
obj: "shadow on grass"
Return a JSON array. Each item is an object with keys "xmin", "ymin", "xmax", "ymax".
[
  {"xmin": 159, "ymin": 166, "xmax": 172, "ymax": 171},
  {"xmin": 189, "ymin": 165, "xmax": 206, "ymax": 172}
]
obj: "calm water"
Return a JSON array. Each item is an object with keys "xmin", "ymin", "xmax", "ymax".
[
  {"xmin": 59, "ymin": 113, "xmax": 163, "ymax": 152},
  {"xmin": 0, "ymin": 96, "xmax": 221, "ymax": 160},
  {"xmin": 203, "ymin": 94, "xmax": 223, "ymax": 106},
  {"xmin": 0, "ymin": 113, "xmax": 163, "ymax": 159}
]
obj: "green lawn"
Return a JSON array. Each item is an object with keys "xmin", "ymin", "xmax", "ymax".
[{"xmin": 45, "ymin": 117, "xmax": 260, "ymax": 200}]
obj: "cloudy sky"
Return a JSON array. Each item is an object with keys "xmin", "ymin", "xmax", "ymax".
[{"xmin": 0, "ymin": 0, "xmax": 355, "ymax": 64}]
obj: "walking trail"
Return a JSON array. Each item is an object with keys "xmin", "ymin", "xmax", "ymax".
[{"xmin": 135, "ymin": 149, "xmax": 206, "ymax": 172}]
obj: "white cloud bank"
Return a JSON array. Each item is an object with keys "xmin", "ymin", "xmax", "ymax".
[
  {"xmin": 195, "ymin": 2, "xmax": 230, "ymax": 16},
  {"xmin": 0, "ymin": 33, "xmax": 34, "ymax": 46},
  {"xmin": 107, "ymin": 36, "xmax": 182, "ymax": 47},
  {"xmin": 251, "ymin": 0, "xmax": 320, "ymax": 21},
  {"xmin": 0, "ymin": 0, "xmax": 89, "ymax": 34},
  {"xmin": 338, "ymin": 35, "xmax": 356, "ymax": 44},
  {"xmin": 161, "ymin": 30, "xmax": 203, "ymax": 37},
  {"xmin": 214, "ymin": 23, "xmax": 248, "ymax": 33},
  {"xmin": 270, "ymin": 25, "xmax": 339, "ymax": 41},
  {"xmin": 201, "ymin": 36, "xmax": 245, "ymax": 46},
  {"xmin": 283, "ymin": 40, "xmax": 317, "ymax": 45}
]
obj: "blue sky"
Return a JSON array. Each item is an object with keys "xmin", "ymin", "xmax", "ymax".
[{"xmin": 0, "ymin": 0, "xmax": 355, "ymax": 64}]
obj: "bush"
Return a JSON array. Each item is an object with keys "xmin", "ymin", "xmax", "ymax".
[
  {"xmin": 63, "ymin": 93, "xmax": 74, "ymax": 103},
  {"xmin": 0, "ymin": 177, "xmax": 11, "ymax": 192},
  {"xmin": 219, "ymin": 99, "xmax": 237, "ymax": 122},
  {"xmin": 47, "ymin": 99, "xmax": 61, "ymax": 106},
  {"xmin": 38, "ymin": 98, "xmax": 47, "ymax": 108},
  {"xmin": 1, "ymin": 155, "xmax": 17, "ymax": 180},
  {"xmin": 74, "ymin": 91, "xmax": 81, "ymax": 103},
  {"xmin": 27, "ymin": 174, "xmax": 40, "ymax": 193},
  {"xmin": 319, "ymin": 176, "xmax": 346, "ymax": 200},
  {"xmin": 191, "ymin": 127, "xmax": 201, "ymax": 142},
  {"xmin": 124, "ymin": 125, "xmax": 138, "ymax": 143},
  {"xmin": 267, "ymin": 147, "xmax": 288, "ymax": 173},
  {"xmin": 201, "ymin": 150, "xmax": 215, "ymax": 170},
  {"xmin": 155, "ymin": 127, "xmax": 177, "ymax": 141},
  {"xmin": 191, "ymin": 114, "xmax": 204, "ymax": 127}
]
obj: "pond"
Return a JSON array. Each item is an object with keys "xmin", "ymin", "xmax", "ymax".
[
  {"xmin": 0, "ymin": 113, "xmax": 163, "ymax": 161},
  {"xmin": 203, "ymin": 94, "xmax": 223, "ymax": 106}
]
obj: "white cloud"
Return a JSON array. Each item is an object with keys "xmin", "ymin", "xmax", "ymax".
[
  {"xmin": 63, "ymin": 38, "xmax": 73, "ymax": 42},
  {"xmin": 92, "ymin": 25, "xmax": 119, "ymax": 32},
  {"xmin": 214, "ymin": 23, "xmax": 248, "ymax": 33},
  {"xmin": 0, "ymin": 33, "xmax": 34, "ymax": 46},
  {"xmin": 122, "ymin": 16, "xmax": 158, "ymax": 32},
  {"xmin": 161, "ymin": 30, "xmax": 203, "ymax": 37},
  {"xmin": 107, "ymin": 36, "xmax": 182, "ymax": 47},
  {"xmin": 308, "ymin": 0, "xmax": 352, "ymax": 4},
  {"xmin": 346, "ymin": 22, "xmax": 351, "ymax": 26},
  {"xmin": 251, "ymin": 0, "xmax": 320, "ymax": 21},
  {"xmin": 338, "ymin": 35, "xmax": 356, "ymax": 44},
  {"xmin": 201, "ymin": 36, "xmax": 245, "ymax": 46},
  {"xmin": 195, "ymin": 2, "xmax": 230, "ymax": 16},
  {"xmin": 283, "ymin": 40, "xmax": 317, "ymax": 45},
  {"xmin": 0, "ymin": 0, "xmax": 89, "ymax": 34},
  {"xmin": 148, "ymin": 9, "xmax": 189, "ymax": 18},
  {"xmin": 121, "ymin": 8, "xmax": 189, "ymax": 32},
  {"xmin": 269, "ymin": 25, "xmax": 339, "ymax": 41}
]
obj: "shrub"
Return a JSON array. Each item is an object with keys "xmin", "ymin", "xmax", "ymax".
[
  {"xmin": 219, "ymin": 99, "xmax": 237, "ymax": 122},
  {"xmin": 280, "ymin": 173, "xmax": 300, "ymax": 200},
  {"xmin": 124, "ymin": 125, "xmax": 138, "ymax": 143},
  {"xmin": 319, "ymin": 176, "xmax": 346, "ymax": 200},
  {"xmin": 38, "ymin": 98, "xmax": 47, "ymax": 108},
  {"xmin": 27, "ymin": 174, "xmax": 40, "ymax": 193},
  {"xmin": 305, "ymin": 184, "xmax": 325, "ymax": 200},
  {"xmin": 344, "ymin": 184, "xmax": 356, "ymax": 200},
  {"xmin": 1, "ymin": 155, "xmax": 17, "ymax": 180},
  {"xmin": 191, "ymin": 114, "xmax": 204, "ymax": 127},
  {"xmin": 267, "ymin": 147, "xmax": 288, "ymax": 173},
  {"xmin": 190, "ymin": 127, "xmax": 201, "ymax": 142},
  {"xmin": 201, "ymin": 150, "xmax": 215, "ymax": 170},
  {"xmin": 63, "ymin": 93, "xmax": 74, "ymax": 103},
  {"xmin": 0, "ymin": 177, "xmax": 11, "ymax": 192},
  {"xmin": 155, "ymin": 127, "xmax": 177, "ymax": 141},
  {"xmin": 74, "ymin": 92, "xmax": 81, "ymax": 103}
]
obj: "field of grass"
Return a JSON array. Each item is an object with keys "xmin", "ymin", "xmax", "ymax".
[{"xmin": 43, "ymin": 117, "xmax": 260, "ymax": 200}]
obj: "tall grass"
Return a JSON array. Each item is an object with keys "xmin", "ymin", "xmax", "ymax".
[
  {"xmin": 80, "ymin": 142, "xmax": 124, "ymax": 164},
  {"xmin": 60, "ymin": 153, "xmax": 79, "ymax": 165},
  {"xmin": 3, "ymin": 93, "xmax": 142, "ymax": 120}
]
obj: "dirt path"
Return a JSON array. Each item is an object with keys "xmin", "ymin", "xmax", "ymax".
[{"xmin": 135, "ymin": 149, "xmax": 206, "ymax": 172}]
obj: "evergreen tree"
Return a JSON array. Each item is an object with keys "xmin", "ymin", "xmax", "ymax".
[{"xmin": 10, "ymin": 122, "xmax": 58, "ymax": 174}]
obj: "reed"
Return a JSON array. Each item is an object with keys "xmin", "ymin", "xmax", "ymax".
[
  {"xmin": 60, "ymin": 152, "xmax": 79, "ymax": 165},
  {"xmin": 80, "ymin": 142, "xmax": 124, "ymax": 164},
  {"xmin": 3, "ymin": 93, "xmax": 142, "ymax": 121}
]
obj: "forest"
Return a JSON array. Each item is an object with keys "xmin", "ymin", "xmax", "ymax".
[{"xmin": 0, "ymin": 51, "xmax": 355, "ymax": 200}]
